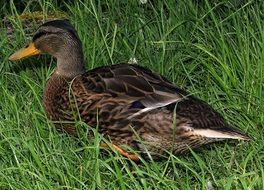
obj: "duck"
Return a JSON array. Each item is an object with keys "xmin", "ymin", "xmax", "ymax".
[{"xmin": 9, "ymin": 20, "xmax": 250, "ymax": 161}]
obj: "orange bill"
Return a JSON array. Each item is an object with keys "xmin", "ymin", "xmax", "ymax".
[{"xmin": 9, "ymin": 42, "xmax": 40, "ymax": 61}]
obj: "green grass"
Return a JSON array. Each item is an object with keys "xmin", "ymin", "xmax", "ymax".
[{"xmin": 0, "ymin": 0, "xmax": 263, "ymax": 189}]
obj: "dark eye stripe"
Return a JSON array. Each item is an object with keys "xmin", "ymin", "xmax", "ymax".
[
  {"xmin": 32, "ymin": 31, "xmax": 47, "ymax": 41},
  {"xmin": 33, "ymin": 31, "xmax": 53, "ymax": 41}
]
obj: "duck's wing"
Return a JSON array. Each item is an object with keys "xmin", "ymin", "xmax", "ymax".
[
  {"xmin": 170, "ymin": 97, "xmax": 251, "ymax": 141},
  {"xmin": 79, "ymin": 63, "xmax": 188, "ymax": 117},
  {"xmin": 74, "ymin": 63, "xmax": 250, "ymax": 142}
]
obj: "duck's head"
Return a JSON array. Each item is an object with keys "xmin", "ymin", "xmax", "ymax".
[{"xmin": 9, "ymin": 20, "xmax": 86, "ymax": 78}]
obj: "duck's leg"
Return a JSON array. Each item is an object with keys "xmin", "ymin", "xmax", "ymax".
[
  {"xmin": 100, "ymin": 142, "xmax": 139, "ymax": 161},
  {"xmin": 112, "ymin": 144, "xmax": 140, "ymax": 161}
]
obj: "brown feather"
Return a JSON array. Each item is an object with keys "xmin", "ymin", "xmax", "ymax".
[{"xmin": 43, "ymin": 63, "xmax": 250, "ymax": 159}]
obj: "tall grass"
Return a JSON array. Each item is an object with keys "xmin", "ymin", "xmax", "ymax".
[{"xmin": 0, "ymin": 0, "xmax": 263, "ymax": 189}]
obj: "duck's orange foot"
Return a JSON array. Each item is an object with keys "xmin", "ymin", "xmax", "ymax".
[{"xmin": 101, "ymin": 142, "xmax": 139, "ymax": 162}]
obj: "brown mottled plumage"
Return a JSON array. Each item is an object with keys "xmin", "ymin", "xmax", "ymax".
[{"xmin": 9, "ymin": 20, "xmax": 250, "ymax": 160}]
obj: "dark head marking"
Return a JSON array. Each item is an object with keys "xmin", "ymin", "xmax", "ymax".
[
  {"xmin": 33, "ymin": 20, "xmax": 78, "ymax": 42},
  {"xmin": 41, "ymin": 19, "xmax": 75, "ymax": 32}
]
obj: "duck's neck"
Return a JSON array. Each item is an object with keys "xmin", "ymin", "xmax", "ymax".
[{"xmin": 55, "ymin": 45, "xmax": 86, "ymax": 79}]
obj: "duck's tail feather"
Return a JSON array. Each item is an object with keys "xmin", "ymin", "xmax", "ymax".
[{"xmin": 192, "ymin": 126, "xmax": 250, "ymax": 141}]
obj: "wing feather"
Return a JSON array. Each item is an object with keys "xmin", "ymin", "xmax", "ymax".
[{"xmin": 80, "ymin": 64, "xmax": 186, "ymax": 117}]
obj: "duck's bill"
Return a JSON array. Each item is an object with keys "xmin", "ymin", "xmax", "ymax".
[{"xmin": 9, "ymin": 42, "xmax": 40, "ymax": 61}]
